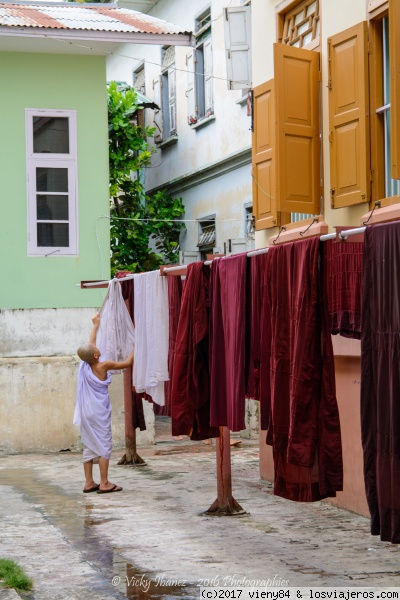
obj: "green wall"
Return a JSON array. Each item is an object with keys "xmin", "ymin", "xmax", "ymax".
[{"xmin": 0, "ymin": 52, "xmax": 110, "ymax": 309}]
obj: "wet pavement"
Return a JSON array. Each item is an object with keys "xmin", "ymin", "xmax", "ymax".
[{"xmin": 0, "ymin": 416, "xmax": 399, "ymax": 599}]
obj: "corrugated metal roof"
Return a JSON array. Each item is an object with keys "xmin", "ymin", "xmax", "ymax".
[{"xmin": 0, "ymin": 3, "xmax": 191, "ymax": 35}]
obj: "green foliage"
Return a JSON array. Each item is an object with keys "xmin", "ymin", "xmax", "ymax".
[
  {"xmin": 0, "ymin": 558, "xmax": 33, "ymax": 591},
  {"xmin": 107, "ymin": 81, "xmax": 185, "ymax": 274}
]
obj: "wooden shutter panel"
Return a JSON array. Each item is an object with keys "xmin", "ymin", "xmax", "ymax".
[
  {"xmin": 389, "ymin": 0, "xmax": 400, "ymax": 179},
  {"xmin": 274, "ymin": 43, "xmax": 320, "ymax": 215},
  {"xmin": 224, "ymin": 6, "xmax": 252, "ymax": 90},
  {"xmin": 152, "ymin": 78, "xmax": 163, "ymax": 143},
  {"xmin": 168, "ymin": 67, "xmax": 177, "ymax": 135},
  {"xmin": 252, "ymin": 80, "xmax": 279, "ymax": 230},
  {"xmin": 328, "ymin": 22, "xmax": 370, "ymax": 208},
  {"xmin": 186, "ymin": 51, "xmax": 196, "ymax": 124},
  {"xmin": 204, "ymin": 38, "xmax": 214, "ymax": 113}
]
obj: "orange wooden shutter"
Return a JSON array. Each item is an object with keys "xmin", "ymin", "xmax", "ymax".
[
  {"xmin": 389, "ymin": 0, "xmax": 400, "ymax": 179},
  {"xmin": 328, "ymin": 22, "xmax": 370, "ymax": 208},
  {"xmin": 274, "ymin": 43, "xmax": 320, "ymax": 215},
  {"xmin": 252, "ymin": 80, "xmax": 279, "ymax": 230}
]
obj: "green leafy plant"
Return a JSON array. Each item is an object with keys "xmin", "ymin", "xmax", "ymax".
[
  {"xmin": 107, "ymin": 81, "xmax": 185, "ymax": 274},
  {"xmin": 0, "ymin": 558, "xmax": 33, "ymax": 591}
]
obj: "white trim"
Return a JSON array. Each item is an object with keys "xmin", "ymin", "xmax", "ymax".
[
  {"xmin": 0, "ymin": 27, "xmax": 194, "ymax": 47},
  {"xmin": 25, "ymin": 109, "xmax": 78, "ymax": 257}
]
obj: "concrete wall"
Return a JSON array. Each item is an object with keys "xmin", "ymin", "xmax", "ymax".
[
  {"xmin": 107, "ymin": 0, "xmax": 252, "ymax": 254},
  {"xmin": 0, "ymin": 52, "xmax": 110, "ymax": 310},
  {"xmin": 0, "ymin": 308, "xmax": 155, "ymax": 454}
]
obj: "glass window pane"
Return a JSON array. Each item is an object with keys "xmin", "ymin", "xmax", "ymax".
[
  {"xmin": 37, "ymin": 223, "xmax": 69, "ymax": 247},
  {"xmin": 298, "ymin": 21, "xmax": 310, "ymax": 36},
  {"xmin": 33, "ymin": 117, "xmax": 69, "ymax": 154},
  {"xmin": 37, "ymin": 195, "xmax": 69, "ymax": 220},
  {"xmin": 307, "ymin": 1, "xmax": 317, "ymax": 16},
  {"xmin": 295, "ymin": 11, "xmax": 304, "ymax": 25},
  {"xmin": 303, "ymin": 31, "xmax": 313, "ymax": 45},
  {"xmin": 36, "ymin": 167, "xmax": 68, "ymax": 193}
]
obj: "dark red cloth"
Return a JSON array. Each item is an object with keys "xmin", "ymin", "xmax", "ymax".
[
  {"xmin": 171, "ymin": 262, "xmax": 219, "ymax": 440},
  {"xmin": 209, "ymin": 254, "xmax": 247, "ymax": 432},
  {"xmin": 156, "ymin": 276, "xmax": 183, "ymax": 417},
  {"xmin": 324, "ymin": 238, "xmax": 363, "ymax": 339},
  {"xmin": 255, "ymin": 253, "xmax": 272, "ymax": 431},
  {"xmin": 117, "ymin": 273, "xmax": 146, "ymax": 432},
  {"xmin": 265, "ymin": 238, "xmax": 343, "ymax": 502},
  {"xmin": 361, "ymin": 221, "xmax": 400, "ymax": 543},
  {"xmin": 246, "ymin": 255, "xmax": 262, "ymax": 400}
]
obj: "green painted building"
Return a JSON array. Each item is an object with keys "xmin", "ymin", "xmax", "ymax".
[{"xmin": 0, "ymin": 2, "xmax": 191, "ymax": 453}]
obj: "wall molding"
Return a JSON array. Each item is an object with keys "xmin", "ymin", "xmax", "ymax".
[{"xmin": 147, "ymin": 146, "xmax": 252, "ymax": 196}]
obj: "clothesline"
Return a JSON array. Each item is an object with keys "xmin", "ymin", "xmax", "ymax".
[{"xmin": 79, "ymin": 225, "xmax": 366, "ymax": 287}]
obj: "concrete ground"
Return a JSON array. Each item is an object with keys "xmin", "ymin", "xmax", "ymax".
[{"xmin": 0, "ymin": 416, "xmax": 399, "ymax": 600}]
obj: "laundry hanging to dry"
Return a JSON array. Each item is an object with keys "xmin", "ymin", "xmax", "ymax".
[
  {"xmin": 209, "ymin": 254, "xmax": 247, "ymax": 432},
  {"xmin": 133, "ymin": 270, "xmax": 170, "ymax": 406},
  {"xmin": 361, "ymin": 221, "xmax": 400, "ymax": 544},
  {"xmin": 323, "ymin": 237, "xmax": 363, "ymax": 339},
  {"xmin": 263, "ymin": 237, "xmax": 343, "ymax": 502},
  {"xmin": 171, "ymin": 262, "xmax": 219, "ymax": 441},
  {"xmin": 97, "ymin": 278, "xmax": 135, "ymax": 374}
]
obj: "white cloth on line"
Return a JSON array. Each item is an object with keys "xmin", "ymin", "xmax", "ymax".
[
  {"xmin": 133, "ymin": 270, "xmax": 169, "ymax": 406},
  {"xmin": 73, "ymin": 361, "xmax": 112, "ymax": 463},
  {"xmin": 97, "ymin": 278, "xmax": 135, "ymax": 374}
]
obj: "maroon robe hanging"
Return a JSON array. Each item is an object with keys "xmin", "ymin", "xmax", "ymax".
[
  {"xmin": 171, "ymin": 262, "xmax": 218, "ymax": 440},
  {"xmin": 117, "ymin": 273, "xmax": 146, "ymax": 432},
  {"xmin": 266, "ymin": 237, "xmax": 343, "ymax": 502},
  {"xmin": 209, "ymin": 254, "xmax": 247, "ymax": 432},
  {"xmin": 361, "ymin": 221, "xmax": 400, "ymax": 543},
  {"xmin": 155, "ymin": 276, "xmax": 183, "ymax": 417},
  {"xmin": 324, "ymin": 238, "xmax": 363, "ymax": 339}
]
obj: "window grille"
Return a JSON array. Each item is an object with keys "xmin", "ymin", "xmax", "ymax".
[{"xmin": 282, "ymin": 0, "xmax": 319, "ymax": 48}]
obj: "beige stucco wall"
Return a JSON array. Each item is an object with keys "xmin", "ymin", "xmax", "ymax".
[{"xmin": 0, "ymin": 308, "xmax": 155, "ymax": 454}]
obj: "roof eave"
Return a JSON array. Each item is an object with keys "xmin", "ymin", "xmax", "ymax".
[{"xmin": 0, "ymin": 25, "xmax": 194, "ymax": 46}]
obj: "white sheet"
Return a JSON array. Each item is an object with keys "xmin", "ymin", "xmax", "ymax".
[
  {"xmin": 133, "ymin": 270, "xmax": 169, "ymax": 405},
  {"xmin": 97, "ymin": 278, "xmax": 135, "ymax": 374}
]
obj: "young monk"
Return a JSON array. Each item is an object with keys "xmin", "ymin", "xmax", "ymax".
[{"xmin": 74, "ymin": 313, "xmax": 134, "ymax": 494}]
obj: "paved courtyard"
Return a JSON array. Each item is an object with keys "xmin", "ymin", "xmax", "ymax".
[{"xmin": 0, "ymin": 417, "xmax": 399, "ymax": 599}]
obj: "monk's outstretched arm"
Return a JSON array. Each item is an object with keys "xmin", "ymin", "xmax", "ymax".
[{"xmin": 89, "ymin": 313, "xmax": 100, "ymax": 345}]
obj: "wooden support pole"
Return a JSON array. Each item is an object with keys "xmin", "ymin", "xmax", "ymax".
[
  {"xmin": 206, "ymin": 426, "xmax": 245, "ymax": 515},
  {"xmin": 117, "ymin": 368, "xmax": 146, "ymax": 466}
]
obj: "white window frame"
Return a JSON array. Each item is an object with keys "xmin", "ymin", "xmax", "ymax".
[
  {"xmin": 25, "ymin": 109, "xmax": 78, "ymax": 256},
  {"xmin": 194, "ymin": 8, "xmax": 214, "ymax": 121},
  {"xmin": 160, "ymin": 46, "xmax": 177, "ymax": 140}
]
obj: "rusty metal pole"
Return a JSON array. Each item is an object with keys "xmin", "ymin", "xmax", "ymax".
[{"xmin": 206, "ymin": 426, "xmax": 245, "ymax": 515}]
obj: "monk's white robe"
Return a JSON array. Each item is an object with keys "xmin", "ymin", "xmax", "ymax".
[
  {"xmin": 74, "ymin": 362, "xmax": 112, "ymax": 463},
  {"xmin": 97, "ymin": 278, "xmax": 135, "ymax": 374}
]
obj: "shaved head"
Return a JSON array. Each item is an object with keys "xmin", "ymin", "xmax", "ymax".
[{"xmin": 77, "ymin": 343, "xmax": 98, "ymax": 364}]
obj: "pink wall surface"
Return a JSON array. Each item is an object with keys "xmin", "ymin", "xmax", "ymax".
[{"xmin": 259, "ymin": 340, "xmax": 369, "ymax": 517}]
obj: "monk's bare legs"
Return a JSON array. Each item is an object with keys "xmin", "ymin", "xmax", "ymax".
[
  {"xmin": 83, "ymin": 460, "xmax": 99, "ymax": 491},
  {"xmin": 98, "ymin": 457, "xmax": 122, "ymax": 492}
]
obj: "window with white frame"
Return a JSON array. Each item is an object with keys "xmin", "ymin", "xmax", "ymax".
[
  {"xmin": 197, "ymin": 217, "xmax": 216, "ymax": 259},
  {"xmin": 26, "ymin": 109, "xmax": 78, "ymax": 256},
  {"xmin": 160, "ymin": 46, "xmax": 177, "ymax": 139},
  {"xmin": 194, "ymin": 8, "xmax": 214, "ymax": 121}
]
